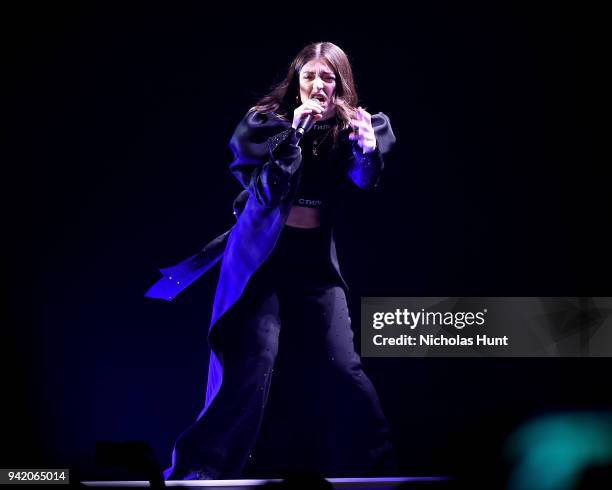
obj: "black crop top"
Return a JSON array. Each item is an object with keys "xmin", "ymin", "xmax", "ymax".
[{"xmin": 292, "ymin": 120, "xmax": 340, "ymax": 210}]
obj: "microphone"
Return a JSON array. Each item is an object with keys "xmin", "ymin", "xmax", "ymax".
[{"xmin": 295, "ymin": 98, "xmax": 321, "ymax": 140}]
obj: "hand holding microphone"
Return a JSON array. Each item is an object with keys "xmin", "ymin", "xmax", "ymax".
[{"xmin": 292, "ymin": 97, "xmax": 324, "ymax": 140}]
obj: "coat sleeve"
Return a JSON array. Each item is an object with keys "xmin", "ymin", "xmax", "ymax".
[
  {"xmin": 229, "ymin": 110, "xmax": 302, "ymax": 208},
  {"xmin": 347, "ymin": 112, "xmax": 396, "ymax": 190}
]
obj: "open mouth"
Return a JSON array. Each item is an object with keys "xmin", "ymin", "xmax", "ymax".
[{"xmin": 312, "ymin": 94, "xmax": 327, "ymax": 104}]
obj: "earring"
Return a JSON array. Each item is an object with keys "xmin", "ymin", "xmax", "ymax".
[{"xmin": 296, "ymin": 95, "xmax": 300, "ymax": 104}]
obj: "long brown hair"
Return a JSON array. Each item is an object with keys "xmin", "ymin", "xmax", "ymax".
[{"xmin": 254, "ymin": 42, "xmax": 359, "ymax": 144}]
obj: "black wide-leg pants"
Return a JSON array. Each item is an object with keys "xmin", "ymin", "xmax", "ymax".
[{"xmin": 165, "ymin": 225, "xmax": 395, "ymax": 480}]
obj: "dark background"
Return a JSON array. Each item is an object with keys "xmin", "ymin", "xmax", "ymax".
[{"xmin": 3, "ymin": 0, "xmax": 609, "ymax": 482}]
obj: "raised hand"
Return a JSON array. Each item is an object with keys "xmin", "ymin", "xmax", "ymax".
[
  {"xmin": 349, "ymin": 107, "xmax": 377, "ymax": 154},
  {"xmin": 292, "ymin": 99, "xmax": 324, "ymax": 130}
]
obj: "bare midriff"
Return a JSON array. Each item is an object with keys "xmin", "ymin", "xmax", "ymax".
[{"xmin": 285, "ymin": 205, "xmax": 321, "ymax": 228}]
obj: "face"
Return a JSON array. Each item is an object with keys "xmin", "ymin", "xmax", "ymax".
[{"xmin": 298, "ymin": 59, "xmax": 337, "ymax": 120}]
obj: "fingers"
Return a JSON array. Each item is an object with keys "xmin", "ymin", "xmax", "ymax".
[
  {"xmin": 360, "ymin": 107, "xmax": 372, "ymax": 123},
  {"xmin": 301, "ymin": 108, "xmax": 323, "ymax": 117},
  {"xmin": 293, "ymin": 101, "xmax": 324, "ymax": 128},
  {"xmin": 350, "ymin": 107, "xmax": 372, "ymax": 129},
  {"xmin": 300, "ymin": 109, "xmax": 323, "ymax": 122},
  {"xmin": 350, "ymin": 132, "xmax": 376, "ymax": 152},
  {"xmin": 303, "ymin": 99, "xmax": 324, "ymax": 113},
  {"xmin": 353, "ymin": 106, "xmax": 371, "ymax": 120},
  {"xmin": 350, "ymin": 118, "xmax": 373, "ymax": 137},
  {"xmin": 300, "ymin": 100, "xmax": 324, "ymax": 119},
  {"xmin": 349, "ymin": 107, "xmax": 376, "ymax": 152}
]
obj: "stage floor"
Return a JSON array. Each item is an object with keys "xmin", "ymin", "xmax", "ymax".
[{"xmin": 82, "ymin": 476, "xmax": 449, "ymax": 488}]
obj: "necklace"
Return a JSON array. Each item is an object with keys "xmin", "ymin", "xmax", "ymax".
[{"xmin": 311, "ymin": 128, "xmax": 332, "ymax": 157}]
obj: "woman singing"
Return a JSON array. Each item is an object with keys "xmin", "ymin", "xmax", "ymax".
[{"xmin": 147, "ymin": 41, "xmax": 397, "ymax": 480}]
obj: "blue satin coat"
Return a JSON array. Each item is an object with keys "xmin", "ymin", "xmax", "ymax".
[{"xmin": 146, "ymin": 109, "xmax": 396, "ymax": 412}]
